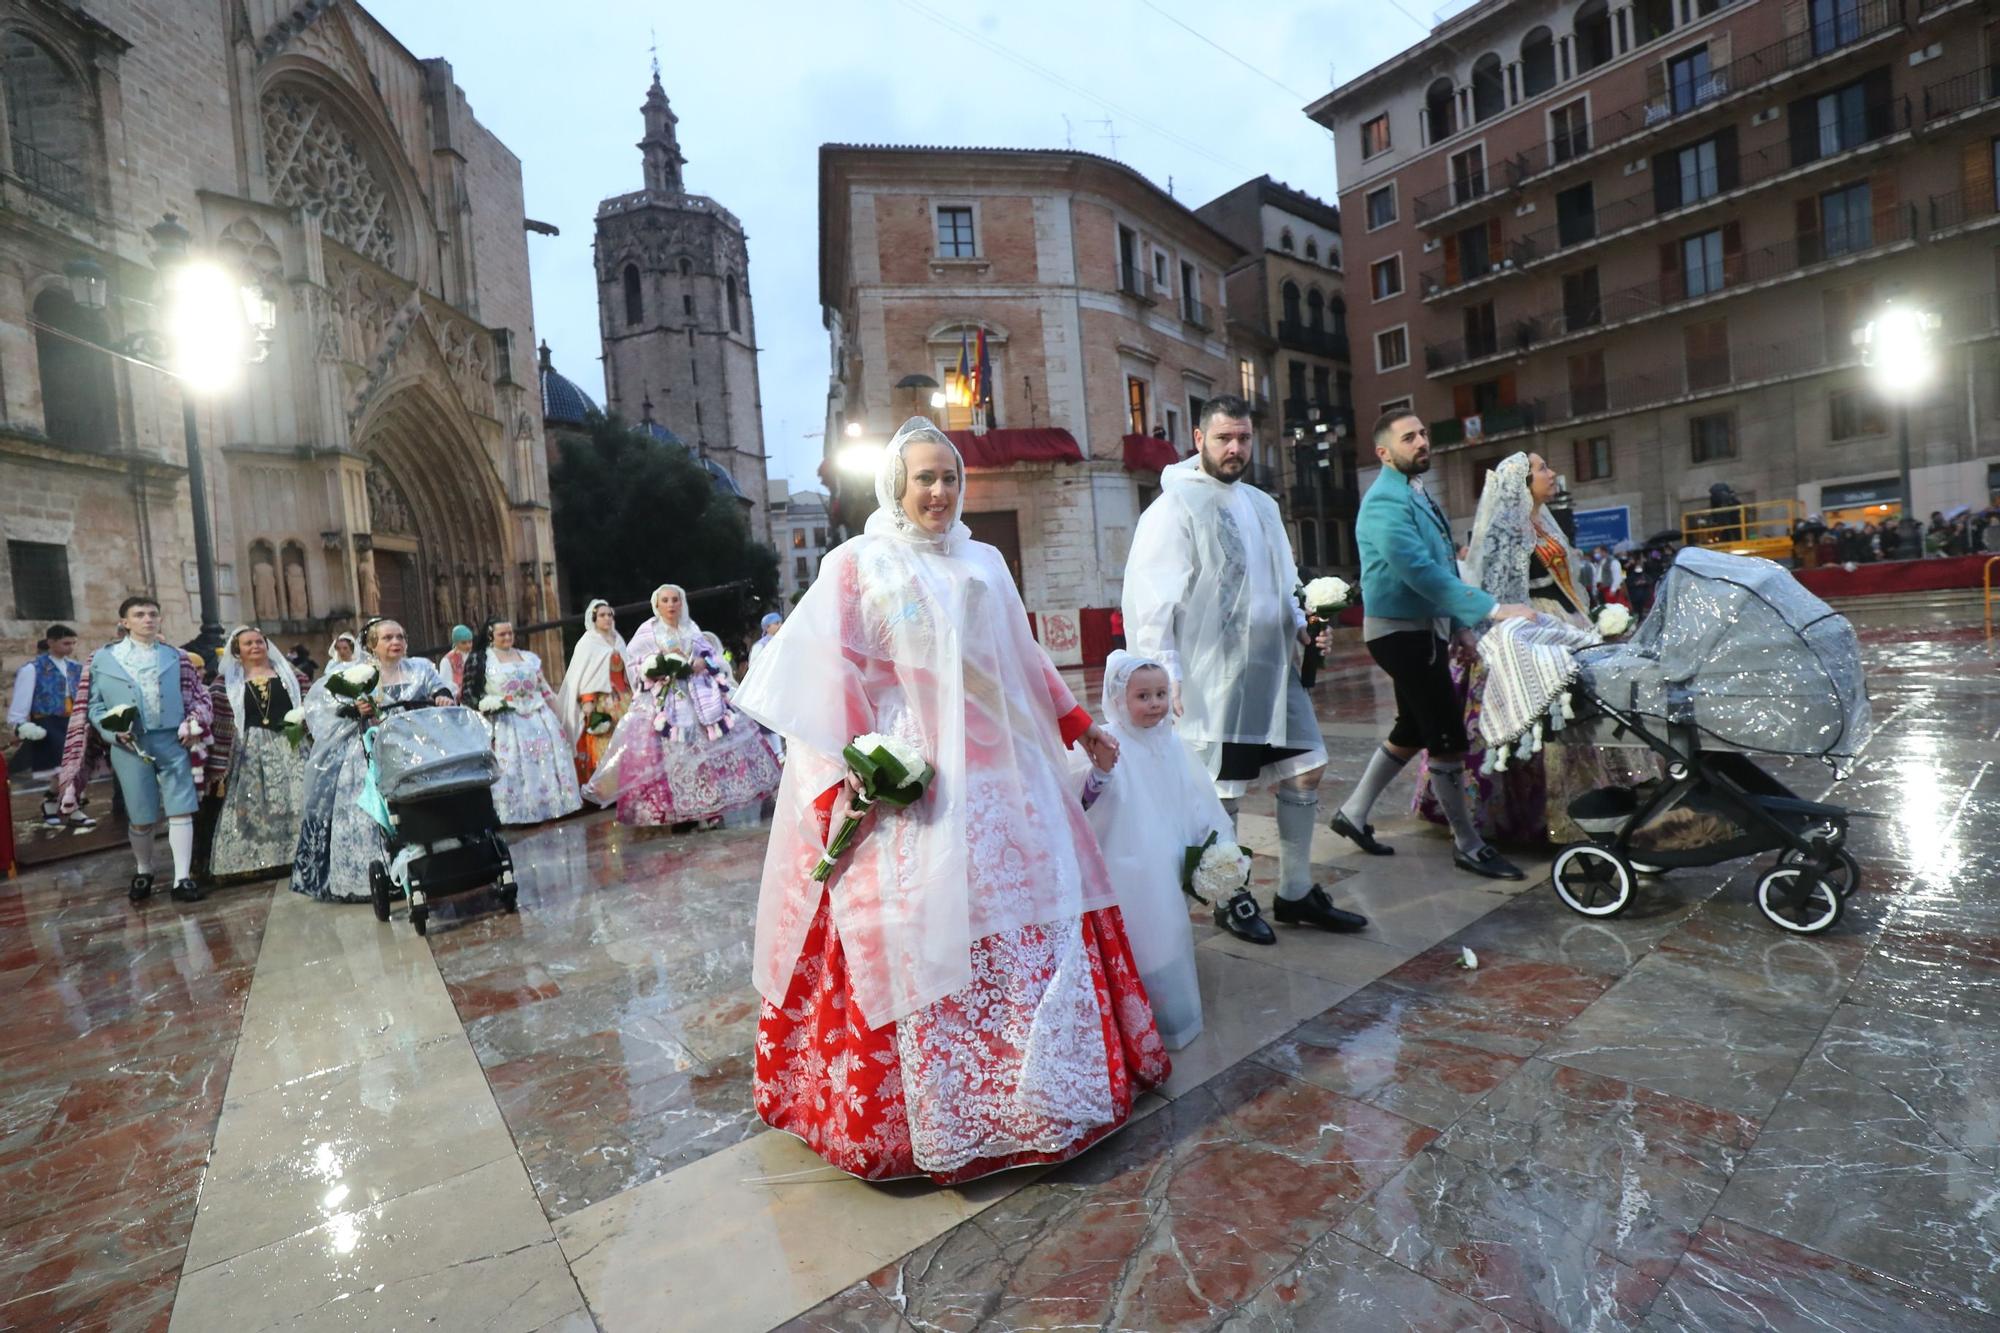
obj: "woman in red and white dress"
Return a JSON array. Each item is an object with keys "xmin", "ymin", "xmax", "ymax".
[{"xmin": 733, "ymin": 417, "xmax": 1169, "ymax": 1185}]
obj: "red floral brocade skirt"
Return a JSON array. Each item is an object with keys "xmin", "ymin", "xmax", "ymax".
[{"xmin": 754, "ymin": 899, "xmax": 1171, "ymax": 1185}]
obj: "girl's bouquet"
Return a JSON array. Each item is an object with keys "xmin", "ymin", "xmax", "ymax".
[
  {"xmin": 15, "ymin": 720, "xmax": 46, "ymax": 743},
  {"xmin": 586, "ymin": 709, "xmax": 616, "ymax": 737},
  {"xmin": 477, "ymin": 693, "xmax": 513, "ymax": 717},
  {"xmin": 645, "ymin": 650, "xmax": 694, "ymax": 737},
  {"xmin": 282, "ymin": 707, "xmax": 307, "ymax": 752},
  {"xmin": 810, "ymin": 732, "xmax": 935, "ymax": 882},
  {"xmin": 325, "ymin": 663, "xmax": 380, "ymax": 700},
  {"xmin": 98, "ymin": 703, "xmax": 151, "ymax": 765},
  {"xmin": 1297, "ymin": 575, "xmax": 1355, "ymax": 632},
  {"xmin": 1594, "ymin": 603, "xmax": 1633, "ymax": 638},
  {"xmin": 1180, "ymin": 829, "xmax": 1252, "ymax": 905}
]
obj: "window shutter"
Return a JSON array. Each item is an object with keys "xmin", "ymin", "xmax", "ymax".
[
  {"xmin": 1659, "ymin": 240, "xmax": 1682, "ymax": 302},
  {"xmin": 1796, "ymin": 196, "xmax": 1823, "ymax": 263},
  {"xmin": 1722, "ymin": 221, "xmax": 1744, "ymax": 285},
  {"xmin": 1863, "ymin": 66, "xmax": 1894, "ymax": 140},
  {"xmin": 1486, "ymin": 218, "xmax": 1502, "ymax": 266},
  {"xmin": 1645, "ymin": 59, "xmax": 1668, "ymax": 106},
  {"xmin": 1708, "ymin": 32, "xmax": 1732, "ymax": 70},
  {"xmin": 1788, "ymin": 94, "xmax": 1818, "ymax": 167},
  {"xmin": 1498, "ymin": 371, "xmax": 1517, "ymax": 407},
  {"xmin": 1653, "ymin": 148, "xmax": 1681, "ymax": 213},
  {"xmin": 1781, "ymin": 0, "xmax": 1809, "ymax": 38},
  {"xmin": 1965, "ymin": 138, "xmax": 1996, "ymax": 217},
  {"xmin": 1443, "ymin": 235, "xmax": 1461, "ymax": 285},
  {"xmin": 1871, "ymin": 170, "xmax": 1899, "ymax": 242},
  {"xmin": 1453, "ymin": 384, "xmax": 1477, "ymax": 418},
  {"xmin": 1716, "ymin": 126, "xmax": 1740, "ymax": 191}
]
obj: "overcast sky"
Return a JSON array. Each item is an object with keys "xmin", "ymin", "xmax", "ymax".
[{"xmin": 368, "ymin": 0, "xmax": 1460, "ymax": 493}]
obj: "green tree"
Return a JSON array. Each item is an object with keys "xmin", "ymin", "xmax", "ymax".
[{"xmin": 550, "ymin": 413, "xmax": 777, "ymax": 646}]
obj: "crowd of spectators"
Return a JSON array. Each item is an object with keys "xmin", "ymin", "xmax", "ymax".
[{"xmin": 1791, "ymin": 507, "xmax": 2000, "ymax": 567}]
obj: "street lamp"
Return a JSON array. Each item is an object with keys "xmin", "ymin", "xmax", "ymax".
[
  {"xmin": 1855, "ymin": 302, "xmax": 1938, "ymax": 524},
  {"xmin": 61, "ymin": 214, "xmax": 279, "ymax": 662}
]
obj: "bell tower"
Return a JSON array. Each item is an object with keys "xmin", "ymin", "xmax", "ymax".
[{"xmin": 639, "ymin": 68, "xmax": 685, "ymax": 195}]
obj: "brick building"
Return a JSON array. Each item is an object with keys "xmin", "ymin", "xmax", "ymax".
[
  {"xmin": 0, "ymin": 0, "xmax": 556, "ymax": 665},
  {"xmin": 1196, "ymin": 175, "xmax": 1361, "ymax": 571},
  {"xmin": 818, "ymin": 144, "xmax": 1267, "ymax": 664},
  {"xmin": 1314, "ymin": 0, "xmax": 2000, "ymax": 546},
  {"xmin": 595, "ymin": 72, "xmax": 771, "ymax": 544}
]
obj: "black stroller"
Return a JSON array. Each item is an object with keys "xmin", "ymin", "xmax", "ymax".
[
  {"xmin": 1549, "ymin": 548, "xmax": 1873, "ymax": 936},
  {"xmin": 364, "ymin": 703, "xmax": 518, "ymax": 936}
]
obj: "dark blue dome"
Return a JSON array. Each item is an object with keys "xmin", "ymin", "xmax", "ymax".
[
  {"xmin": 537, "ymin": 342, "xmax": 599, "ymax": 424},
  {"xmin": 702, "ymin": 455, "xmax": 746, "ymax": 499},
  {"xmin": 640, "ymin": 418, "xmax": 685, "ymax": 448}
]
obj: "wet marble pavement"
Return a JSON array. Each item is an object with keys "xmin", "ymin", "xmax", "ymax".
[{"xmin": 0, "ymin": 625, "xmax": 1995, "ymax": 1330}]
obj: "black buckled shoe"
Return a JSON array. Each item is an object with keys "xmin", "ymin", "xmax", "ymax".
[
  {"xmin": 1272, "ymin": 884, "xmax": 1369, "ymax": 933},
  {"xmin": 1214, "ymin": 889, "xmax": 1276, "ymax": 945},
  {"xmin": 128, "ymin": 874, "xmax": 154, "ymax": 903},
  {"xmin": 1454, "ymin": 845, "xmax": 1525, "ymax": 881},
  {"xmin": 170, "ymin": 878, "xmax": 206, "ymax": 903},
  {"xmin": 1329, "ymin": 809, "xmax": 1394, "ymax": 856}
]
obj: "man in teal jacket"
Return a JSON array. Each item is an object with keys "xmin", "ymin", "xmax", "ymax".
[{"xmin": 1325, "ymin": 411, "xmax": 1534, "ymax": 879}]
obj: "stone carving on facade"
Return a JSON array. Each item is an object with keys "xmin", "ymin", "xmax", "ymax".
[
  {"xmin": 282, "ymin": 543, "xmax": 311, "ymax": 620},
  {"xmin": 217, "ymin": 216, "xmax": 285, "ymax": 288},
  {"xmin": 261, "ymin": 85, "xmax": 399, "ymax": 271},
  {"xmin": 250, "ymin": 543, "xmax": 281, "ymax": 622},
  {"xmin": 355, "ymin": 543, "xmax": 380, "ymax": 617},
  {"xmin": 432, "ymin": 573, "xmax": 454, "ymax": 636},
  {"xmin": 483, "ymin": 565, "xmax": 504, "ymax": 619},
  {"xmin": 517, "ymin": 562, "xmax": 536, "ymax": 628},
  {"xmin": 364, "ymin": 466, "xmax": 416, "ymax": 537},
  {"xmin": 255, "ymin": 0, "xmax": 341, "ymax": 63},
  {"xmin": 423, "ymin": 310, "xmax": 497, "ymax": 419}
]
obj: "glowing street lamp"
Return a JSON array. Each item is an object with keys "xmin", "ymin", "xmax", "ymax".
[
  {"xmin": 837, "ymin": 439, "xmax": 884, "ymax": 475},
  {"xmin": 1854, "ymin": 302, "xmax": 1940, "ymax": 522}
]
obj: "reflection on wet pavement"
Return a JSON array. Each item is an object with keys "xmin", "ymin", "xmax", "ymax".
[{"xmin": 0, "ymin": 625, "xmax": 1994, "ymax": 1329}]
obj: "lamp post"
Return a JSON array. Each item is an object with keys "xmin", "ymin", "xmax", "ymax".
[
  {"xmin": 1854, "ymin": 302, "xmax": 1939, "ymax": 524},
  {"xmin": 61, "ymin": 215, "xmax": 277, "ymax": 664}
]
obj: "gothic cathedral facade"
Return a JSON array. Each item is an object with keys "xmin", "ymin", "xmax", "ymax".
[{"xmin": 594, "ymin": 74, "xmax": 771, "ymax": 543}]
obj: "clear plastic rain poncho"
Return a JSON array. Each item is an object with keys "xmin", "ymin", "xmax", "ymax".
[
  {"xmin": 1123, "ymin": 454, "xmax": 1314, "ymax": 768},
  {"xmin": 370, "ymin": 705, "xmax": 498, "ymax": 803},
  {"xmin": 1078, "ymin": 651, "xmax": 1230, "ymax": 1049},
  {"xmin": 1576, "ymin": 547, "xmax": 1873, "ymax": 761},
  {"xmin": 732, "ymin": 417, "xmax": 1117, "ymax": 1032}
]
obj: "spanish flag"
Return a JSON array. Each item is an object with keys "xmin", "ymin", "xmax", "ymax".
[{"xmin": 956, "ymin": 331, "xmax": 971, "ymax": 406}]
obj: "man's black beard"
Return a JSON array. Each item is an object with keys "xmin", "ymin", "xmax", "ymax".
[
  {"xmin": 1391, "ymin": 451, "xmax": 1432, "ymax": 477},
  {"xmin": 1200, "ymin": 452, "xmax": 1246, "ymax": 483}
]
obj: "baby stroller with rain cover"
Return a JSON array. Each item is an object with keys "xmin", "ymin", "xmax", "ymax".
[
  {"xmin": 364, "ymin": 702, "xmax": 517, "ymax": 936},
  {"xmin": 1549, "ymin": 547, "xmax": 1873, "ymax": 935}
]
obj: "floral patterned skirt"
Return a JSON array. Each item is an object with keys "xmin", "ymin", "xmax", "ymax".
[
  {"xmin": 616, "ymin": 722, "xmax": 780, "ymax": 827},
  {"xmin": 572, "ymin": 691, "xmax": 627, "ymax": 787},
  {"xmin": 212, "ymin": 726, "xmax": 306, "ymax": 880},
  {"xmin": 756, "ymin": 898, "xmax": 1170, "ymax": 1185}
]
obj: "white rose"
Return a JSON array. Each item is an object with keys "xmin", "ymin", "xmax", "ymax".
[
  {"xmin": 1594, "ymin": 604, "xmax": 1632, "ymax": 638},
  {"xmin": 283, "ymin": 708, "xmax": 304, "ymax": 725},
  {"xmin": 340, "ymin": 664, "xmax": 378, "ymax": 689},
  {"xmin": 1193, "ymin": 840, "xmax": 1252, "ymax": 899},
  {"xmin": 1301, "ymin": 576, "xmax": 1353, "ymax": 614},
  {"xmin": 478, "ymin": 695, "xmax": 505, "ymax": 714},
  {"xmin": 16, "ymin": 721, "xmax": 46, "ymax": 742}
]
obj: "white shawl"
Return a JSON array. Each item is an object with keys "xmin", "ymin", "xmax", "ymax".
[{"xmin": 559, "ymin": 599, "xmax": 629, "ymax": 743}]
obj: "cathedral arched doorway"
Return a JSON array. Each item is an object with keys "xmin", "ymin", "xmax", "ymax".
[{"xmin": 353, "ymin": 381, "xmax": 513, "ymax": 652}]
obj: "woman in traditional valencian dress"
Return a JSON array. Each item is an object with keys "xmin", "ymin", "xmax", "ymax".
[
  {"xmin": 205, "ymin": 626, "xmax": 309, "ymax": 880},
  {"xmin": 290, "ymin": 618, "xmax": 453, "ymax": 901},
  {"xmin": 321, "ymin": 632, "xmax": 359, "ymax": 677},
  {"xmin": 558, "ymin": 599, "xmax": 631, "ymax": 787},
  {"xmin": 461, "ymin": 617, "xmax": 581, "ymax": 825},
  {"xmin": 1416, "ymin": 451, "xmax": 1650, "ymax": 844},
  {"xmin": 586, "ymin": 584, "xmax": 778, "ymax": 828},
  {"xmin": 733, "ymin": 417, "xmax": 1169, "ymax": 1185}
]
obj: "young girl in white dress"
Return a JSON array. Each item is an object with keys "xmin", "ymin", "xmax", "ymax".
[{"xmin": 1080, "ymin": 650, "xmax": 1231, "ymax": 1050}]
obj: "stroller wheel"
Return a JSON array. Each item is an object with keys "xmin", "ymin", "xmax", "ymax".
[
  {"xmin": 1756, "ymin": 866, "xmax": 1844, "ymax": 935},
  {"xmin": 1552, "ymin": 844, "xmax": 1635, "ymax": 918},
  {"xmin": 1779, "ymin": 847, "xmax": 1860, "ymax": 896},
  {"xmin": 410, "ymin": 905, "xmax": 429, "ymax": 937},
  {"xmin": 368, "ymin": 862, "xmax": 392, "ymax": 923}
]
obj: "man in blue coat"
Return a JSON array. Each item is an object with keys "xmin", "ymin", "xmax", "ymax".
[{"xmin": 1325, "ymin": 411, "xmax": 1534, "ymax": 879}]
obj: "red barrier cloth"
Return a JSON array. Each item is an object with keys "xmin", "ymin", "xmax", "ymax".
[
  {"xmin": 1792, "ymin": 553, "xmax": 1997, "ymax": 598},
  {"xmin": 1120, "ymin": 434, "xmax": 1182, "ymax": 473},
  {"xmin": 943, "ymin": 428, "xmax": 1084, "ymax": 469}
]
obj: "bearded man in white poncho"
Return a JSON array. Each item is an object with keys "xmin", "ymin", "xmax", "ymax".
[{"xmin": 1123, "ymin": 395, "xmax": 1368, "ymax": 944}]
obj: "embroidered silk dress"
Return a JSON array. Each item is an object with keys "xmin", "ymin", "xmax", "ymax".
[
  {"xmin": 207, "ymin": 669, "xmax": 308, "ymax": 879},
  {"xmin": 480, "ymin": 650, "xmax": 583, "ymax": 825}
]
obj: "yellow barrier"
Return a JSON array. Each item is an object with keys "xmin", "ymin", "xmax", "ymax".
[
  {"xmin": 1986, "ymin": 556, "xmax": 2000, "ymax": 642},
  {"xmin": 1682, "ymin": 499, "xmax": 1804, "ymax": 561}
]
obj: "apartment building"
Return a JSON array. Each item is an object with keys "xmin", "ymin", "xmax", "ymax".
[
  {"xmin": 1314, "ymin": 0, "xmax": 2000, "ymax": 545},
  {"xmin": 818, "ymin": 145, "xmax": 1253, "ymax": 664},
  {"xmin": 767, "ymin": 480, "xmax": 830, "ymax": 601},
  {"xmin": 1197, "ymin": 176, "xmax": 1362, "ymax": 570}
]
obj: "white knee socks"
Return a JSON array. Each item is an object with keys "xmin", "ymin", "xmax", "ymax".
[
  {"xmin": 1427, "ymin": 761, "xmax": 1486, "ymax": 857},
  {"xmin": 1274, "ymin": 788, "xmax": 1318, "ymax": 902},
  {"xmin": 129, "ymin": 822, "xmax": 157, "ymax": 876},
  {"xmin": 167, "ymin": 816, "xmax": 195, "ymax": 884},
  {"xmin": 1340, "ymin": 745, "xmax": 1412, "ymax": 828}
]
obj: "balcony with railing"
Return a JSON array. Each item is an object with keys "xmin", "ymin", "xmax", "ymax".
[
  {"xmin": 1920, "ymin": 62, "xmax": 2000, "ymax": 122},
  {"xmin": 8, "ymin": 141, "xmax": 91, "ymax": 215},
  {"xmin": 1276, "ymin": 321, "xmax": 1349, "ymax": 359},
  {"xmin": 1410, "ymin": 0, "xmax": 1902, "ymax": 230},
  {"xmin": 1425, "ymin": 203, "xmax": 1917, "ymax": 376},
  {"xmin": 1418, "ymin": 97, "xmax": 1915, "ymax": 302},
  {"xmin": 1181, "ymin": 298, "xmax": 1211, "ymax": 330},
  {"xmin": 1118, "ymin": 263, "xmax": 1152, "ymax": 301}
]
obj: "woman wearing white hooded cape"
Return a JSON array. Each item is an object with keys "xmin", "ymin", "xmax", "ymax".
[
  {"xmin": 1081, "ymin": 651, "xmax": 1232, "ymax": 1049},
  {"xmin": 558, "ymin": 598, "xmax": 632, "ymax": 787},
  {"xmin": 732, "ymin": 417, "xmax": 1168, "ymax": 1184}
]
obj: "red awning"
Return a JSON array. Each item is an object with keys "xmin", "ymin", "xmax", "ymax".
[
  {"xmin": 1121, "ymin": 433, "xmax": 1182, "ymax": 473},
  {"xmin": 943, "ymin": 428, "xmax": 1084, "ymax": 469}
]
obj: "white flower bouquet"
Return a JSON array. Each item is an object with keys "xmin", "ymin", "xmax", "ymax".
[
  {"xmin": 643, "ymin": 650, "xmax": 691, "ymax": 684},
  {"xmin": 1298, "ymin": 575, "xmax": 1354, "ymax": 619},
  {"xmin": 1594, "ymin": 603, "xmax": 1633, "ymax": 638},
  {"xmin": 282, "ymin": 707, "xmax": 307, "ymax": 752},
  {"xmin": 811, "ymin": 732, "xmax": 935, "ymax": 883},
  {"xmin": 324, "ymin": 663, "xmax": 381, "ymax": 699},
  {"xmin": 477, "ymin": 693, "xmax": 512, "ymax": 716},
  {"xmin": 586, "ymin": 709, "xmax": 616, "ymax": 736},
  {"xmin": 15, "ymin": 720, "xmax": 46, "ymax": 742},
  {"xmin": 98, "ymin": 703, "xmax": 153, "ymax": 765},
  {"xmin": 1181, "ymin": 830, "xmax": 1252, "ymax": 904}
]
